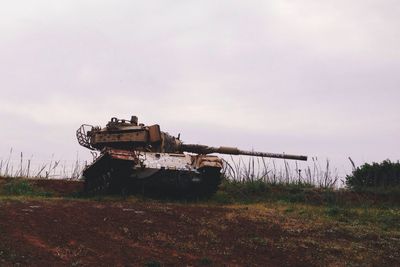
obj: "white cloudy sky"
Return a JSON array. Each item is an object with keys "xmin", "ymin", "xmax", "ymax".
[{"xmin": 0, "ymin": 1, "xmax": 399, "ymax": 173}]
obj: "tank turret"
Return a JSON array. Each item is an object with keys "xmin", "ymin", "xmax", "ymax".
[{"xmin": 77, "ymin": 116, "xmax": 307, "ymax": 160}]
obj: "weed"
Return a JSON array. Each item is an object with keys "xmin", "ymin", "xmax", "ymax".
[
  {"xmin": 249, "ymin": 236, "xmax": 269, "ymax": 246},
  {"xmin": 199, "ymin": 257, "xmax": 213, "ymax": 266},
  {"xmin": 283, "ymin": 191, "xmax": 307, "ymax": 203},
  {"xmin": 326, "ymin": 206, "xmax": 341, "ymax": 217},
  {"xmin": 210, "ymin": 191, "xmax": 233, "ymax": 204},
  {"xmin": 284, "ymin": 206, "xmax": 295, "ymax": 213},
  {"xmin": 373, "ymin": 209, "xmax": 400, "ymax": 230},
  {"xmin": 144, "ymin": 260, "xmax": 162, "ymax": 267},
  {"xmin": 71, "ymin": 260, "xmax": 82, "ymax": 267}
]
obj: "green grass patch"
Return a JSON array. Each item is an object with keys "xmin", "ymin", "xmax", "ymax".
[
  {"xmin": 215, "ymin": 179, "xmax": 400, "ymax": 208},
  {"xmin": 0, "ymin": 179, "xmax": 53, "ymax": 197}
]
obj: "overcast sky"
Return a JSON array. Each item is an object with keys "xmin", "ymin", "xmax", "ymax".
[{"xmin": 1, "ymin": 1, "xmax": 399, "ymax": 174}]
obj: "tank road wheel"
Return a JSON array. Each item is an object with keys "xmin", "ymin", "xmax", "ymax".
[
  {"xmin": 193, "ymin": 167, "xmax": 222, "ymax": 198},
  {"xmin": 149, "ymin": 168, "xmax": 221, "ymax": 199},
  {"xmin": 83, "ymin": 166, "xmax": 115, "ymax": 195}
]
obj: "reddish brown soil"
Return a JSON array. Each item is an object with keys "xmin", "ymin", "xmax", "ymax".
[
  {"xmin": 31, "ymin": 179, "xmax": 84, "ymax": 196},
  {"xmin": 0, "ymin": 178, "xmax": 399, "ymax": 266},
  {"xmin": 0, "ymin": 200, "xmax": 310, "ymax": 267},
  {"xmin": 1, "ymin": 199, "xmax": 399, "ymax": 267}
]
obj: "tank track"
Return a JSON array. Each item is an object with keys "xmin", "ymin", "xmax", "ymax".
[
  {"xmin": 82, "ymin": 157, "xmax": 221, "ymax": 198},
  {"xmin": 82, "ymin": 156, "xmax": 132, "ymax": 195}
]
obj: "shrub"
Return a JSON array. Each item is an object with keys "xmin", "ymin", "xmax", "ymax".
[{"xmin": 346, "ymin": 160, "xmax": 400, "ymax": 189}]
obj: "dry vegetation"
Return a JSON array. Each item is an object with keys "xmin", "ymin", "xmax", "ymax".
[
  {"xmin": 223, "ymin": 155, "xmax": 340, "ymax": 188},
  {"xmin": 0, "ymin": 149, "xmax": 85, "ymax": 179}
]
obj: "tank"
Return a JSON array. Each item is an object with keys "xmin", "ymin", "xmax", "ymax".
[{"xmin": 76, "ymin": 116, "xmax": 307, "ymax": 197}]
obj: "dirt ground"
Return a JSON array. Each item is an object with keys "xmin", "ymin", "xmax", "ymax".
[{"xmin": 0, "ymin": 179, "xmax": 399, "ymax": 266}]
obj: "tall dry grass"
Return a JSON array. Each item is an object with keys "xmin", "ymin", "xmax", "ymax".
[
  {"xmin": 222, "ymin": 156, "xmax": 340, "ymax": 189},
  {"xmin": 0, "ymin": 148, "xmax": 86, "ymax": 180}
]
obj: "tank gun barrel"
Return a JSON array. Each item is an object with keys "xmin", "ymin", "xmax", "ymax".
[{"xmin": 180, "ymin": 144, "xmax": 307, "ymax": 161}]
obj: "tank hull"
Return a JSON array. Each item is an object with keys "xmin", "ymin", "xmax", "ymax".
[{"xmin": 82, "ymin": 148, "xmax": 223, "ymax": 197}]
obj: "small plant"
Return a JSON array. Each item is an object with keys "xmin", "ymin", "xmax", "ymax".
[
  {"xmin": 199, "ymin": 257, "xmax": 213, "ymax": 266},
  {"xmin": 325, "ymin": 206, "xmax": 358, "ymax": 223},
  {"xmin": 284, "ymin": 206, "xmax": 295, "ymax": 213},
  {"xmin": 249, "ymin": 236, "xmax": 268, "ymax": 246},
  {"xmin": 144, "ymin": 260, "xmax": 162, "ymax": 267},
  {"xmin": 326, "ymin": 206, "xmax": 341, "ymax": 217},
  {"xmin": 210, "ymin": 191, "xmax": 233, "ymax": 204}
]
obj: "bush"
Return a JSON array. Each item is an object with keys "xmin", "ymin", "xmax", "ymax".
[{"xmin": 346, "ymin": 160, "xmax": 400, "ymax": 189}]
